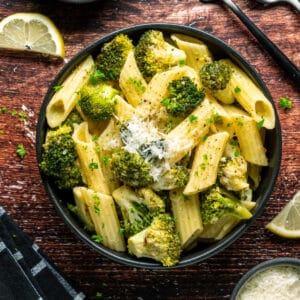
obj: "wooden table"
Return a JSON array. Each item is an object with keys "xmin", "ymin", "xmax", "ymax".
[{"xmin": 0, "ymin": 0, "xmax": 299, "ymax": 299}]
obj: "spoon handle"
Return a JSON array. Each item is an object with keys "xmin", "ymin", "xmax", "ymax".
[{"xmin": 223, "ymin": 0, "xmax": 300, "ymax": 84}]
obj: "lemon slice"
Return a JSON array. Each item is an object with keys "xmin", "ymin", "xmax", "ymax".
[
  {"xmin": 266, "ymin": 191, "xmax": 300, "ymax": 238},
  {"xmin": 0, "ymin": 13, "xmax": 64, "ymax": 58}
]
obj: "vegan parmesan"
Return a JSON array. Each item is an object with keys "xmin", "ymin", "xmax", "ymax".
[{"xmin": 237, "ymin": 265, "xmax": 300, "ymax": 300}]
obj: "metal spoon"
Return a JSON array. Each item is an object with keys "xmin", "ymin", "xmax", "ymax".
[
  {"xmin": 256, "ymin": 0, "xmax": 300, "ymax": 11},
  {"xmin": 200, "ymin": 0, "xmax": 300, "ymax": 84}
]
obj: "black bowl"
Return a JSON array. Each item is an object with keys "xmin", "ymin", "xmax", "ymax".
[
  {"xmin": 231, "ymin": 257, "xmax": 300, "ymax": 299},
  {"xmin": 36, "ymin": 23, "xmax": 282, "ymax": 269}
]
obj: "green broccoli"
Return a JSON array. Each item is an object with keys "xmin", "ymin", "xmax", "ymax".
[
  {"xmin": 40, "ymin": 125, "xmax": 82, "ymax": 190},
  {"xmin": 151, "ymin": 165, "xmax": 189, "ymax": 191},
  {"xmin": 127, "ymin": 213, "xmax": 181, "ymax": 267},
  {"xmin": 110, "ymin": 149, "xmax": 154, "ymax": 188},
  {"xmin": 200, "ymin": 61, "xmax": 232, "ymax": 91},
  {"xmin": 200, "ymin": 185, "xmax": 252, "ymax": 225},
  {"xmin": 95, "ymin": 33, "xmax": 134, "ymax": 81},
  {"xmin": 112, "ymin": 186, "xmax": 165, "ymax": 238},
  {"xmin": 78, "ymin": 84, "xmax": 119, "ymax": 121},
  {"xmin": 161, "ymin": 76, "xmax": 205, "ymax": 117},
  {"xmin": 218, "ymin": 156, "xmax": 249, "ymax": 191},
  {"xmin": 134, "ymin": 30, "xmax": 186, "ymax": 78}
]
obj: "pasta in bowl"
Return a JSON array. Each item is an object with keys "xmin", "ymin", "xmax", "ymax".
[{"xmin": 36, "ymin": 23, "xmax": 281, "ymax": 268}]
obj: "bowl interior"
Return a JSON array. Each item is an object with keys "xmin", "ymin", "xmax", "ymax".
[{"xmin": 36, "ymin": 23, "xmax": 282, "ymax": 269}]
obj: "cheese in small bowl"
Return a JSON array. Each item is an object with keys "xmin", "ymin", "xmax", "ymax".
[{"xmin": 232, "ymin": 258, "xmax": 300, "ymax": 300}]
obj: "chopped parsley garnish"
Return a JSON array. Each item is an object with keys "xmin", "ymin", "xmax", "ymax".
[
  {"xmin": 91, "ymin": 234, "xmax": 103, "ymax": 244},
  {"xmin": 89, "ymin": 161, "xmax": 99, "ymax": 170},
  {"xmin": 257, "ymin": 117, "xmax": 264, "ymax": 130},
  {"xmin": 179, "ymin": 60, "xmax": 186, "ymax": 67},
  {"xmin": 1, "ymin": 107, "xmax": 7, "ymax": 113},
  {"xmin": 234, "ymin": 149, "xmax": 240, "ymax": 157},
  {"xmin": 279, "ymin": 96, "xmax": 292, "ymax": 109},
  {"xmin": 95, "ymin": 292, "xmax": 103, "ymax": 298},
  {"xmin": 128, "ymin": 77, "xmax": 146, "ymax": 93},
  {"xmin": 53, "ymin": 85, "xmax": 63, "ymax": 92},
  {"xmin": 189, "ymin": 114, "xmax": 198, "ymax": 123},
  {"xmin": 234, "ymin": 86, "xmax": 241, "ymax": 93},
  {"xmin": 11, "ymin": 109, "xmax": 18, "ymax": 117},
  {"xmin": 94, "ymin": 202, "xmax": 100, "ymax": 215},
  {"xmin": 101, "ymin": 155, "xmax": 109, "ymax": 166},
  {"xmin": 18, "ymin": 112, "xmax": 27, "ymax": 121},
  {"xmin": 0, "ymin": 129, "xmax": 4, "ymax": 135},
  {"xmin": 16, "ymin": 144, "xmax": 26, "ymax": 159},
  {"xmin": 92, "ymin": 134, "xmax": 99, "ymax": 141}
]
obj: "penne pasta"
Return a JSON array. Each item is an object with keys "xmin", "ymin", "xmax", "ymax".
[
  {"xmin": 46, "ymin": 55, "xmax": 94, "ymax": 128},
  {"xmin": 166, "ymin": 98, "xmax": 212, "ymax": 165},
  {"xmin": 119, "ymin": 50, "xmax": 148, "ymax": 107},
  {"xmin": 233, "ymin": 115, "xmax": 268, "ymax": 166},
  {"xmin": 72, "ymin": 122, "xmax": 110, "ymax": 194},
  {"xmin": 170, "ymin": 189, "xmax": 203, "ymax": 250},
  {"xmin": 171, "ymin": 33, "xmax": 213, "ymax": 72},
  {"xmin": 78, "ymin": 186, "xmax": 126, "ymax": 252},
  {"xmin": 184, "ymin": 131, "xmax": 229, "ymax": 195},
  {"xmin": 221, "ymin": 59, "xmax": 275, "ymax": 129},
  {"xmin": 114, "ymin": 95, "xmax": 136, "ymax": 122},
  {"xmin": 73, "ymin": 186, "xmax": 95, "ymax": 232}
]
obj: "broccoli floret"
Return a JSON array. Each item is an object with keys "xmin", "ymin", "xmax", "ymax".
[
  {"xmin": 40, "ymin": 125, "xmax": 82, "ymax": 190},
  {"xmin": 218, "ymin": 156, "xmax": 249, "ymax": 191},
  {"xmin": 95, "ymin": 34, "xmax": 134, "ymax": 81},
  {"xmin": 161, "ymin": 76, "xmax": 205, "ymax": 117},
  {"xmin": 110, "ymin": 149, "xmax": 154, "ymax": 188},
  {"xmin": 113, "ymin": 186, "xmax": 165, "ymax": 237},
  {"xmin": 201, "ymin": 185, "xmax": 252, "ymax": 225},
  {"xmin": 200, "ymin": 61, "xmax": 232, "ymax": 91},
  {"xmin": 152, "ymin": 165, "xmax": 189, "ymax": 191},
  {"xmin": 128, "ymin": 213, "xmax": 181, "ymax": 267},
  {"xmin": 135, "ymin": 30, "xmax": 186, "ymax": 78},
  {"xmin": 78, "ymin": 84, "xmax": 119, "ymax": 121}
]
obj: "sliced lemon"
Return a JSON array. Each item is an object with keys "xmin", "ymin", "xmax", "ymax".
[
  {"xmin": 0, "ymin": 13, "xmax": 64, "ymax": 58},
  {"xmin": 266, "ymin": 191, "xmax": 300, "ymax": 238}
]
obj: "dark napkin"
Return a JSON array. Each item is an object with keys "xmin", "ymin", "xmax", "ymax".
[{"xmin": 0, "ymin": 206, "xmax": 85, "ymax": 300}]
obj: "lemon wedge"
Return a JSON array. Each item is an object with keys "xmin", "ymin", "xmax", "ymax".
[
  {"xmin": 0, "ymin": 13, "xmax": 65, "ymax": 58},
  {"xmin": 266, "ymin": 191, "xmax": 300, "ymax": 238}
]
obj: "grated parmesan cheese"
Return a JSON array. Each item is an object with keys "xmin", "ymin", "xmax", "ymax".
[{"xmin": 237, "ymin": 265, "xmax": 300, "ymax": 300}]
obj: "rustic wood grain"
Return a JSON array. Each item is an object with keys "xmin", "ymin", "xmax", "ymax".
[{"xmin": 0, "ymin": 0, "xmax": 299, "ymax": 299}]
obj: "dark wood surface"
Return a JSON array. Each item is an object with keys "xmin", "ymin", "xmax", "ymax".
[{"xmin": 0, "ymin": 0, "xmax": 299, "ymax": 299}]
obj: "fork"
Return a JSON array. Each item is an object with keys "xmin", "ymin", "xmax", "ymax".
[
  {"xmin": 255, "ymin": 0, "xmax": 300, "ymax": 11},
  {"xmin": 200, "ymin": 0, "xmax": 300, "ymax": 84}
]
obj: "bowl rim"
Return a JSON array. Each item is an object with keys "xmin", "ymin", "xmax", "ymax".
[
  {"xmin": 231, "ymin": 257, "xmax": 300, "ymax": 299},
  {"xmin": 36, "ymin": 22, "xmax": 282, "ymax": 269}
]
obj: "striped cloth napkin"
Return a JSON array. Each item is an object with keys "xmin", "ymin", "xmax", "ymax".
[{"xmin": 0, "ymin": 206, "xmax": 85, "ymax": 300}]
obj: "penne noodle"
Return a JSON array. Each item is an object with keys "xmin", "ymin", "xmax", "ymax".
[
  {"xmin": 80, "ymin": 187, "xmax": 126, "ymax": 252},
  {"xmin": 170, "ymin": 189, "xmax": 203, "ymax": 250},
  {"xmin": 72, "ymin": 122, "xmax": 110, "ymax": 194},
  {"xmin": 233, "ymin": 115, "xmax": 268, "ymax": 166},
  {"xmin": 221, "ymin": 59, "xmax": 275, "ymax": 129},
  {"xmin": 46, "ymin": 55, "xmax": 94, "ymax": 128},
  {"xmin": 114, "ymin": 95, "xmax": 136, "ymax": 122},
  {"xmin": 171, "ymin": 33, "xmax": 213, "ymax": 72},
  {"xmin": 73, "ymin": 186, "xmax": 95, "ymax": 232},
  {"xmin": 119, "ymin": 50, "xmax": 148, "ymax": 107},
  {"xmin": 166, "ymin": 98, "xmax": 212, "ymax": 165},
  {"xmin": 184, "ymin": 131, "xmax": 229, "ymax": 195}
]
